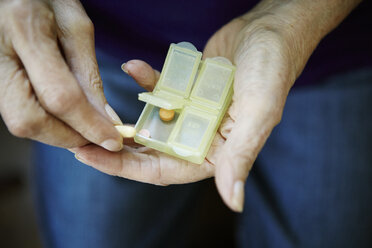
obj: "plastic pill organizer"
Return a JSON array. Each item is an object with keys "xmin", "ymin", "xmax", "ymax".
[{"xmin": 134, "ymin": 42, "xmax": 236, "ymax": 164}]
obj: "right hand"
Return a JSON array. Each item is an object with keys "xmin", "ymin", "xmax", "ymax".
[{"xmin": 0, "ymin": 0, "xmax": 123, "ymax": 151}]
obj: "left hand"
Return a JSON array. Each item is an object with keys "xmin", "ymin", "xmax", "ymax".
[
  {"xmin": 72, "ymin": 17, "xmax": 292, "ymax": 212},
  {"xmin": 71, "ymin": 0, "xmax": 340, "ymax": 211}
]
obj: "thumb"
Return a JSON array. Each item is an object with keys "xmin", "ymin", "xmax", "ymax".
[
  {"xmin": 214, "ymin": 49, "xmax": 289, "ymax": 211},
  {"xmin": 51, "ymin": 0, "xmax": 123, "ymax": 125},
  {"xmin": 215, "ymin": 96, "xmax": 282, "ymax": 212}
]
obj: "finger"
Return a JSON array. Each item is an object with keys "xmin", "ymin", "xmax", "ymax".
[
  {"xmin": 50, "ymin": 0, "xmax": 123, "ymax": 125},
  {"xmin": 121, "ymin": 60, "xmax": 160, "ymax": 92},
  {"xmin": 0, "ymin": 55, "xmax": 87, "ymax": 148},
  {"xmin": 213, "ymin": 37, "xmax": 292, "ymax": 212},
  {"xmin": 215, "ymin": 98, "xmax": 280, "ymax": 212},
  {"xmin": 73, "ymin": 144, "xmax": 215, "ymax": 186},
  {"xmin": 205, "ymin": 132, "xmax": 227, "ymax": 165},
  {"xmin": 215, "ymin": 85, "xmax": 285, "ymax": 213},
  {"xmin": 9, "ymin": 4, "xmax": 123, "ymax": 151}
]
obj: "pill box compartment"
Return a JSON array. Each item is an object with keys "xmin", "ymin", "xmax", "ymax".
[
  {"xmin": 135, "ymin": 104, "xmax": 179, "ymax": 145},
  {"xmin": 190, "ymin": 58, "xmax": 234, "ymax": 109},
  {"xmin": 134, "ymin": 104, "xmax": 217, "ymax": 164},
  {"xmin": 168, "ymin": 107, "xmax": 217, "ymax": 162}
]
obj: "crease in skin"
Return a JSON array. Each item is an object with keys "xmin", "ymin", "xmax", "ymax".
[
  {"xmin": 143, "ymin": 152, "xmax": 159, "ymax": 184},
  {"xmin": 151, "ymin": 153, "xmax": 162, "ymax": 184},
  {"xmin": 204, "ymin": 156, "xmax": 212, "ymax": 165},
  {"xmin": 219, "ymin": 116, "xmax": 234, "ymax": 139},
  {"xmin": 216, "ymin": 129, "xmax": 227, "ymax": 141},
  {"xmin": 206, "ymin": 133, "xmax": 226, "ymax": 165},
  {"xmin": 135, "ymin": 154, "xmax": 166, "ymax": 186}
]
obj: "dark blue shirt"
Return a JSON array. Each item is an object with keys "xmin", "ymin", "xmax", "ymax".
[{"xmin": 81, "ymin": 0, "xmax": 372, "ymax": 87}]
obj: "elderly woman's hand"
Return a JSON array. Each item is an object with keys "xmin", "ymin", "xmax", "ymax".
[{"xmin": 0, "ymin": 0, "xmax": 123, "ymax": 150}]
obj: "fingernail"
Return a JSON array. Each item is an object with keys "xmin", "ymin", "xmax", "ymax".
[
  {"xmin": 100, "ymin": 139, "xmax": 123, "ymax": 151},
  {"xmin": 232, "ymin": 180, "xmax": 245, "ymax": 212},
  {"xmin": 74, "ymin": 154, "xmax": 86, "ymax": 164},
  {"xmin": 105, "ymin": 104, "xmax": 123, "ymax": 125},
  {"xmin": 121, "ymin": 63, "xmax": 129, "ymax": 74}
]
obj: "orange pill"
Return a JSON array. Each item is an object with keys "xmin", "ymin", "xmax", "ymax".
[{"xmin": 159, "ymin": 108, "xmax": 175, "ymax": 122}]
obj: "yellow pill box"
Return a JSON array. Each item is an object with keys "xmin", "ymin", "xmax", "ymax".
[{"xmin": 134, "ymin": 42, "xmax": 235, "ymax": 164}]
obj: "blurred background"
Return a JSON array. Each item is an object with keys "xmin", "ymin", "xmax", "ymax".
[{"xmin": 0, "ymin": 119, "xmax": 41, "ymax": 247}]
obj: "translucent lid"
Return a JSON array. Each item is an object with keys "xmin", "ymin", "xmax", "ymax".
[
  {"xmin": 156, "ymin": 43, "xmax": 202, "ymax": 98},
  {"xmin": 169, "ymin": 107, "xmax": 216, "ymax": 153},
  {"xmin": 190, "ymin": 57, "xmax": 235, "ymax": 109},
  {"xmin": 138, "ymin": 92, "xmax": 184, "ymax": 110}
]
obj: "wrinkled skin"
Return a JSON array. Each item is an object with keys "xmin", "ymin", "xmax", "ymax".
[{"xmin": 0, "ymin": 0, "xmax": 123, "ymax": 151}]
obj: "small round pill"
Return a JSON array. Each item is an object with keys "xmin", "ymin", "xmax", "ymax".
[
  {"xmin": 138, "ymin": 129, "xmax": 151, "ymax": 138},
  {"xmin": 159, "ymin": 108, "xmax": 175, "ymax": 122}
]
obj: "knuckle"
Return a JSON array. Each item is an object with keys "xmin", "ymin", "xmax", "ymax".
[
  {"xmin": 10, "ymin": 0, "xmax": 53, "ymax": 24},
  {"xmin": 79, "ymin": 18, "xmax": 94, "ymax": 34},
  {"xmin": 8, "ymin": 0, "xmax": 33, "ymax": 17},
  {"xmin": 89, "ymin": 73, "xmax": 103, "ymax": 90},
  {"xmin": 7, "ymin": 0, "xmax": 56, "ymax": 42},
  {"xmin": 7, "ymin": 115, "xmax": 41, "ymax": 138},
  {"xmin": 38, "ymin": 12, "xmax": 56, "ymax": 35},
  {"xmin": 44, "ymin": 89, "xmax": 81, "ymax": 115},
  {"xmin": 61, "ymin": 16, "xmax": 94, "ymax": 36}
]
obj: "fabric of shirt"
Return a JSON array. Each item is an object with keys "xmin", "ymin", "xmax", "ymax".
[{"xmin": 80, "ymin": 0, "xmax": 372, "ymax": 87}]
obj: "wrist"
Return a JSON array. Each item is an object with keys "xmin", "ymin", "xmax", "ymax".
[{"xmin": 236, "ymin": 0, "xmax": 362, "ymax": 81}]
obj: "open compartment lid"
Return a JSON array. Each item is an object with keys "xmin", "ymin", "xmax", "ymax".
[
  {"xmin": 138, "ymin": 92, "xmax": 184, "ymax": 110},
  {"xmin": 155, "ymin": 42, "xmax": 202, "ymax": 98},
  {"xmin": 190, "ymin": 57, "xmax": 235, "ymax": 110}
]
